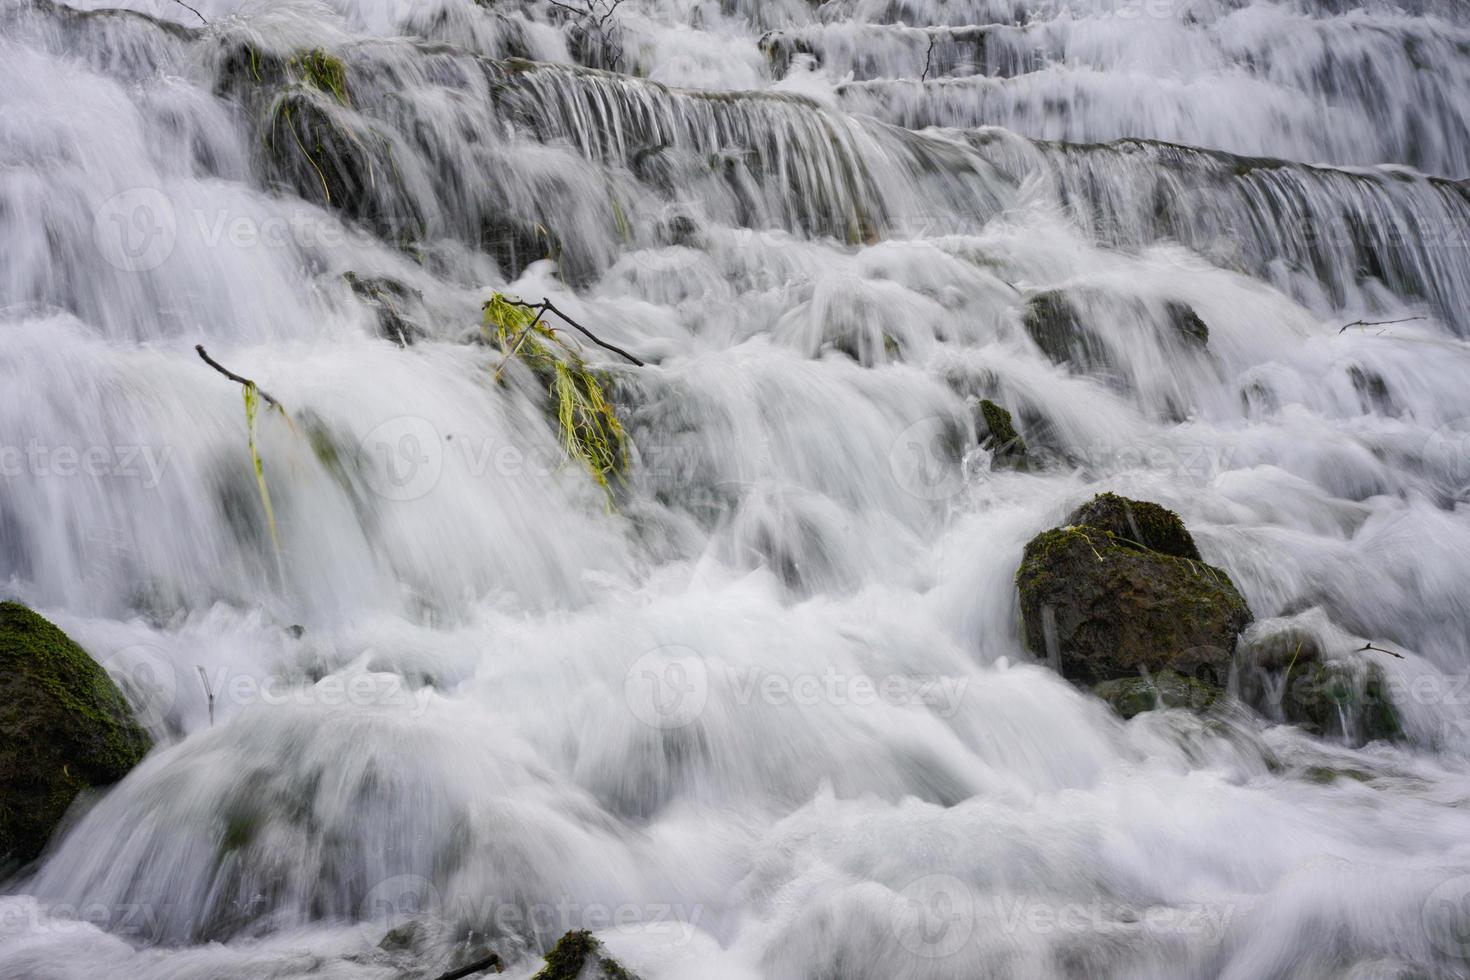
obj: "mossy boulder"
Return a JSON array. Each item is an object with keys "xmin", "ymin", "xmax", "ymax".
[
  {"xmin": 0, "ymin": 602, "xmax": 152, "ymax": 868},
  {"xmin": 1067, "ymin": 492, "xmax": 1201, "ymax": 562},
  {"xmin": 977, "ymin": 399, "xmax": 1027, "ymax": 465},
  {"xmin": 533, "ymin": 931, "xmax": 639, "ymax": 980},
  {"xmin": 1016, "ymin": 495, "xmax": 1252, "ymax": 691}
]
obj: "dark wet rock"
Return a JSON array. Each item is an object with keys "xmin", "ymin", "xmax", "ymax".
[
  {"xmin": 976, "ymin": 398, "xmax": 1027, "ymax": 465},
  {"xmin": 0, "ymin": 602, "xmax": 152, "ymax": 868},
  {"xmin": 1165, "ymin": 300, "xmax": 1210, "ymax": 347},
  {"xmin": 1022, "ymin": 290, "xmax": 1113, "ymax": 372},
  {"xmin": 1348, "ymin": 365, "xmax": 1395, "ymax": 415},
  {"xmin": 1237, "ymin": 620, "xmax": 1400, "ymax": 746},
  {"xmin": 344, "ymin": 271, "xmax": 426, "ymax": 346},
  {"xmin": 533, "ymin": 931, "xmax": 639, "ymax": 980},
  {"xmin": 1094, "ymin": 669, "xmax": 1219, "ymax": 719},
  {"xmin": 1016, "ymin": 494, "xmax": 1252, "ymax": 689}
]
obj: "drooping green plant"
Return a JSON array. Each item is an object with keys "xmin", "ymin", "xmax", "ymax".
[
  {"xmin": 483, "ymin": 294, "xmax": 627, "ymax": 498},
  {"xmin": 242, "ymin": 382, "xmax": 281, "ymax": 552}
]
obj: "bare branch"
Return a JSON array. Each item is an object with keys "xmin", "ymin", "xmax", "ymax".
[
  {"xmin": 1338, "ymin": 316, "xmax": 1425, "ymax": 334},
  {"xmin": 170, "ymin": 0, "xmax": 207, "ymax": 24},
  {"xmin": 195, "ymin": 345, "xmax": 286, "ymax": 410},
  {"xmin": 504, "ymin": 298, "xmax": 645, "ymax": 366}
]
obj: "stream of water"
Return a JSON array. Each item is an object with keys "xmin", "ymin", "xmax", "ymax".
[{"xmin": 3, "ymin": 0, "xmax": 1470, "ymax": 977}]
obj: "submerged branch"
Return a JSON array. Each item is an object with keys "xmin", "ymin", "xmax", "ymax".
[
  {"xmin": 428, "ymin": 953, "xmax": 503, "ymax": 979},
  {"xmin": 503, "ymin": 298, "xmax": 645, "ymax": 366}
]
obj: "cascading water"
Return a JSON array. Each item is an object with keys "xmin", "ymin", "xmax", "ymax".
[{"xmin": 3, "ymin": 0, "xmax": 1470, "ymax": 976}]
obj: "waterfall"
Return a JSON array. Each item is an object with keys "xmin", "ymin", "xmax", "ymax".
[{"xmin": 2, "ymin": 0, "xmax": 1470, "ymax": 977}]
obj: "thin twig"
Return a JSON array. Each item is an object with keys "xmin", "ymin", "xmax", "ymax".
[
  {"xmin": 1357, "ymin": 642, "xmax": 1405, "ymax": 660},
  {"xmin": 170, "ymin": 0, "xmax": 207, "ymax": 24},
  {"xmin": 921, "ymin": 32, "xmax": 938, "ymax": 82},
  {"xmin": 504, "ymin": 299, "xmax": 645, "ymax": 366},
  {"xmin": 428, "ymin": 953, "xmax": 503, "ymax": 980},
  {"xmin": 195, "ymin": 666, "xmax": 215, "ymax": 727},
  {"xmin": 196, "ymin": 345, "xmax": 286, "ymax": 410},
  {"xmin": 1338, "ymin": 316, "xmax": 1425, "ymax": 334}
]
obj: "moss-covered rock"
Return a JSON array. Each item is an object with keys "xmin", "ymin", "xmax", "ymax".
[
  {"xmin": 1066, "ymin": 492, "xmax": 1201, "ymax": 562},
  {"xmin": 1093, "ymin": 669, "xmax": 1220, "ymax": 719},
  {"xmin": 1236, "ymin": 619, "xmax": 1401, "ymax": 745},
  {"xmin": 977, "ymin": 399, "xmax": 1027, "ymax": 464},
  {"xmin": 0, "ymin": 602, "xmax": 152, "ymax": 868},
  {"xmin": 1016, "ymin": 495, "xmax": 1252, "ymax": 688},
  {"xmin": 533, "ymin": 931, "xmax": 639, "ymax": 980}
]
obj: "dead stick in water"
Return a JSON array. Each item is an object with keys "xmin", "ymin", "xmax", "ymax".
[
  {"xmin": 504, "ymin": 298, "xmax": 645, "ymax": 367},
  {"xmin": 428, "ymin": 952, "xmax": 503, "ymax": 980},
  {"xmin": 1338, "ymin": 316, "xmax": 1425, "ymax": 334},
  {"xmin": 1357, "ymin": 642, "xmax": 1405, "ymax": 660},
  {"xmin": 195, "ymin": 345, "xmax": 286, "ymax": 410}
]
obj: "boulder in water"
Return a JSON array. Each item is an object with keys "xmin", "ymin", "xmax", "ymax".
[
  {"xmin": 1237, "ymin": 618, "xmax": 1401, "ymax": 745},
  {"xmin": 1016, "ymin": 494, "xmax": 1252, "ymax": 696},
  {"xmin": 0, "ymin": 602, "xmax": 152, "ymax": 868}
]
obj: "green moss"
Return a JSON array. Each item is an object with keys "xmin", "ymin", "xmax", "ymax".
[
  {"xmin": 533, "ymin": 931, "xmax": 639, "ymax": 980},
  {"xmin": 1067, "ymin": 493, "xmax": 1202, "ymax": 562},
  {"xmin": 293, "ymin": 49, "xmax": 349, "ymax": 106},
  {"xmin": 0, "ymin": 603, "xmax": 151, "ymax": 867}
]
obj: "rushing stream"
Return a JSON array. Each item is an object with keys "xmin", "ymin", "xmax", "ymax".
[{"xmin": 3, "ymin": 0, "xmax": 1470, "ymax": 976}]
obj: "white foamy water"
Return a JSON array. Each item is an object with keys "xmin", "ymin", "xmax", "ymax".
[{"xmin": 3, "ymin": 0, "xmax": 1470, "ymax": 977}]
